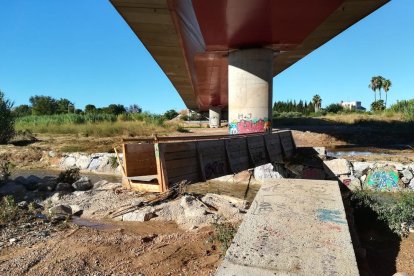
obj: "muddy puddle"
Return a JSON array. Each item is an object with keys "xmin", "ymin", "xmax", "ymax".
[
  {"xmin": 11, "ymin": 169, "xmax": 121, "ymax": 184},
  {"xmin": 186, "ymin": 180, "xmax": 261, "ymax": 203}
]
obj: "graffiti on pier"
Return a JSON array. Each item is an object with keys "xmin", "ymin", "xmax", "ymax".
[
  {"xmin": 366, "ymin": 169, "xmax": 399, "ymax": 190},
  {"xmin": 229, "ymin": 113, "xmax": 271, "ymax": 134}
]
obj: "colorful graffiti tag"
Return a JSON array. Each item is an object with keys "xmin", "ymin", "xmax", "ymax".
[
  {"xmin": 229, "ymin": 118, "xmax": 270, "ymax": 134},
  {"xmin": 366, "ymin": 169, "xmax": 399, "ymax": 190},
  {"xmin": 316, "ymin": 209, "xmax": 346, "ymax": 225}
]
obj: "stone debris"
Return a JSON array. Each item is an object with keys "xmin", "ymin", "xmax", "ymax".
[
  {"xmin": 59, "ymin": 153, "xmax": 122, "ymax": 174},
  {"xmin": 72, "ymin": 177, "xmax": 93, "ymax": 191},
  {"xmin": 253, "ymin": 163, "xmax": 283, "ymax": 180},
  {"xmin": 323, "ymin": 159, "xmax": 351, "ymax": 176},
  {"xmin": 49, "ymin": 205, "xmax": 72, "ymax": 216},
  {"xmin": 55, "ymin": 182, "xmax": 73, "ymax": 192}
]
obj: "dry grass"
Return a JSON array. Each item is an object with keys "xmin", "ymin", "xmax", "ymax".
[{"xmin": 16, "ymin": 121, "xmax": 178, "ymax": 138}]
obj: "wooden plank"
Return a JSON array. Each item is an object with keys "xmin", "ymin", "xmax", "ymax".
[
  {"xmin": 279, "ymin": 131, "xmax": 296, "ymax": 159},
  {"xmin": 225, "ymin": 138, "xmax": 250, "ymax": 174},
  {"xmin": 168, "ymin": 172, "xmax": 200, "ymax": 185},
  {"xmin": 247, "ymin": 136, "xmax": 269, "ymax": 167},
  {"xmin": 196, "ymin": 142, "xmax": 207, "ymax": 182},
  {"xmin": 155, "ymin": 143, "xmax": 169, "ymax": 192},
  {"xmin": 162, "ymin": 142, "xmax": 197, "ymax": 153},
  {"xmin": 129, "ymin": 182, "xmax": 161, "ymax": 193},
  {"xmin": 265, "ymin": 133, "xmax": 284, "ymax": 163},
  {"xmin": 123, "ymin": 143, "xmax": 157, "ymax": 177},
  {"xmin": 164, "ymin": 150, "xmax": 198, "ymax": 161},
  {"xmin": 167, "ymin": 166, "xmax": 199, "ymax": 179},
  {"xmin": 198, "ymin": 140, "xmax": 229, "ymax": 180}
]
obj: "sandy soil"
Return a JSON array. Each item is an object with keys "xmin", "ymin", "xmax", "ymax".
[{"xmin": 0, "ymin": 221, "xmax": 221, "ymax": 276}]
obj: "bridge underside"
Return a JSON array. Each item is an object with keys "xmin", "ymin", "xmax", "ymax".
[{"xmin": 111, "ymin": 0, "xmax": 388, "ymax": 133}]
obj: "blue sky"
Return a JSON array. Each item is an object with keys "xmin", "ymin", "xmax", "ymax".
[{"xmin": 0, "ymin": 0, "xmax": 412, "ymax": 113}]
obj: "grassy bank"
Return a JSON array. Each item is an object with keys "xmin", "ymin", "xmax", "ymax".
[{"xmin": 15, "ymin": 114, "xmax": 177, "ymax": 137}]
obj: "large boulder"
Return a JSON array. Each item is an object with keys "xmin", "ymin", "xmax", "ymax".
[
  {"xmin": 323, "ymin": 159, "xmax": 351, "ymax": 177},
  {"xmin": 49, "ymin": 204, "xmax": 72, "ymax": 216},
  {"xmin": 401, "ymin": 169, "xmax": 413, "ymax": 185},
  {"xmin": 72, "ymin": 177, "xmax": 92, "ymax": 191},
  {"xmin": 201, "ymin": 193, "xmax": 247, "ymax": 221},
  {"xmin": 339, "ymin": 176, "xmax": 361, "ymax": 192},
  {"xmin": 409, "ymin": 178, "xmax": 414, "ymax": 190},
  {"xmin": 352, "ymin": 162, "xmax": 371, "ymax": 178},
  {"xmin": 19, "ymin": 175, "xmax": 41, "ymax": 191},
  {"xmin": 75, "ymin": 155, "xmax": 92, "ymax": 170}
]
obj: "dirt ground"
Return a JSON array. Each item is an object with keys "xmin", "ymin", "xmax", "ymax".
[
  {"xmin": 1, "ymin": 125, "xmax": 414, "ymax": 275},
  {"xmin": 0, "ymin": 221, "xmax": 221, "ymax": 276}
]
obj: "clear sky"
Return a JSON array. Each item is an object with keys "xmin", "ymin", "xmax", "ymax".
[{"xmin": 0, "ymin": 0, "xmax": 412, "ymax": 113}]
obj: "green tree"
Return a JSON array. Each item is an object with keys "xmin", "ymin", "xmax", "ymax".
[
  {"xmin": 29, "ymin": 95, "xmax": 58, "ymax": 115},
  {"xmin": 84, "ymin": 104, "xmax": 97, "ymax": 114},
  {"xmin": 312, "ymin": 94, "xmax": 322, "ymax": 112},
  {"xmin": 104, "ymin": 104, "xmax": 126, "ymax": 115},
  {"xmin": 369, "ymin": 76, "xmax": 384, "ymax": 101},
  {"xmin": 164, "ymin": 109, "xmax": 179, "ymax": 120},
  {"xmin": 56, "ymin": 98, "xmax": 74, "ymax": 114},
  {"xmin": 0, "ymin": 91, "xmax": 15, "ymax": 144},
  {"xmin": 382, "ymin": 79, "xmax": 392, "ymax": 108},
  {"xmin": 12, "ymin": 104, "xmax": 32, "ymax": 117},
  {"xmin": 127, "ymin": 104, "xmax": 142, "ymax": 114},
  {"xmin": 371, "ymin": 100, "xmax": 385, "ymax": 111}
]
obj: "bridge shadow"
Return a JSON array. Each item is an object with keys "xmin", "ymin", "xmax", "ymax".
[{"xmin": 273, "ymin": 117, "xmax": 414, "ymax": 148}]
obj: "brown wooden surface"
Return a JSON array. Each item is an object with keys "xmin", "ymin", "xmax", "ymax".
[
  {"xmin": 123, "ymin": 143, "xmax": 157, "ymax": 177},
  {"xmin": 247, "ymin": 136, "xmax": 268, "ymax": 167},
  {"xmin": 198, "ymin": 140, "xmax": 229, "ymax": 180},
  {"xmin": 279, "ymin": 131, "xmax": 296, "ymax": 159},
  {"xmin": 225, "ymin": 138, "xmax": 250, "ymax": 174},
  {"xmin": 264, "ymin": 133, "xmax": 283, "ymax": 163}
]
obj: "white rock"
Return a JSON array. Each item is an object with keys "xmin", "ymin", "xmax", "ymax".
[
  {"xmin": 393, "ymin": 272, "xmax": 409, "ymax": 276},
  {"xmin": 122, "ymin": 207, "xmax": 155, "ymax": 222},
  {"xmin": 352, "ymin": 162, "xmax": 371, "ymax": 176},
  {"xmin": 323, "ymin": 159, "xmax": 351, "ymax": 176},
  {"xmin": 254, "ymin": 163, "xmax": 283, "ymax": 180},
  {"xmin": 201, "ymin": 193, "xmax": 247, "ymax": 221},
  {"xmin": 402, "ymin": 169, "xmax": 413, "ymax": 181},
  {"xmin": 409, "ymin": 178, "xmax": 414, "ymax": 190},
  {"xmin": 75, "ymin": 155, "xmax": 92, "ymax": 170},
  {"xmin": 61, "ymin": 157, "xmax": 76, "ymax": 168}
]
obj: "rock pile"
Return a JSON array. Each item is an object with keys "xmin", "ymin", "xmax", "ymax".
[
  {"xmin": 122, "ymin": 193, "xmax": 248, "ymax": 230},
  {"xmin": 59, "ymin": 153, "xmax": 122, "ymax": 174}
]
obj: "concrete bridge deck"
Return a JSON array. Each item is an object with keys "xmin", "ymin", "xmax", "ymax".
[{"xmin": 216, "ymin": 179, "xmax": 358, "ymax": 276}]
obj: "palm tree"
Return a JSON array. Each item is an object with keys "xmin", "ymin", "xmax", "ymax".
[
  {"xmin": 382, "ymin": 79, "xmax": 392, "ymax": 108},
  {"xmin": 312, "ymin": 94, "xmax": 322, "ymax": 112},
  {"xmin": 369, "ymin": 76, "xmax": 384, "ymax": 101}
]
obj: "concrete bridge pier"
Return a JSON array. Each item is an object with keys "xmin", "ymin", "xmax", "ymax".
[
  {"xmin": 228, "ymin": 48, "xmax": 274, "ymax": 135},
  {"xmin": 209, "ymin": 106, "xmax": 222, "ymax": 128}
]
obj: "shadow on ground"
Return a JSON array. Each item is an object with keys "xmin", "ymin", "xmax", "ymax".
[{"xmin": 273, "ymin": 117, "xmax": 414, "ymax": 148}]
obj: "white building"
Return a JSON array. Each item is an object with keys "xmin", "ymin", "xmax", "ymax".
[{"xmin": 340, "ymin": 101, "xmax": 366, "ymax": 111}]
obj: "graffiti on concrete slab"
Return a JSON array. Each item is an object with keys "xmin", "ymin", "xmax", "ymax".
[
  {"xmin": 229, "ymin": 114, "xmax": 271, "ymax": 134},
  {"xmin": 252, "ymin": 200, "xmax": 274, "ymax": 215},
  {"xmin": 316, "ymin": 209, "xmax": 346, "ymax": 225},
  {"xmin": 366, "ymin": 169, "xmax": 399, "ymax": 190}
]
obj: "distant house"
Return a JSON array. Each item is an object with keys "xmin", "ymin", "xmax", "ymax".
[{"xmin": 340, "ymin": 101, "xmax": 366, "ymax": 111}]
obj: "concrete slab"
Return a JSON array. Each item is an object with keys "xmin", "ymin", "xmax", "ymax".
[{"xmin": 216, "ymin": 179, "xmax": 358, "ymax": 276}]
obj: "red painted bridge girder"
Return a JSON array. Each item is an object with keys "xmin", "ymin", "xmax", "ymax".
[{"xmin": 111, "ymin": 0, "xmax": 389, "ymax": 111}]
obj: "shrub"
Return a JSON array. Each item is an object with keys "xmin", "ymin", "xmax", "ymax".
[
  {"xmin": 0, "ymin": 91, "xmax": 15, "ymax": 144},
  {"xmin": 209, "ymin": 222, "xmax": 238, "ymax": 252},
  {"xmin": 57, "ymin": 167, "xmax": 81, "ymax": 184},
  {"xmin": 0, "ymin": 161, "xmax": 11, "ymax": 185},
  {"xmin": 390, "ymin": 99, "xmax": 414, "ymax": 121},
  {"xmin": 325, "ymin": 103, "xmax": 344, "ymax": 114},
  {"xmin": 371, "ymin": 100, "xmax": 385, "ymax": 111},
  {"xmin": 351, "ymin": 190, "xmax": 414, "ymax": 236},
  {"xmin": 0, "ymin": 196, "xmax": 22, "ymax": 223},
  {"xmin": 164, "ymin": 109, "xmax": 179, "ymax": 120}
]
